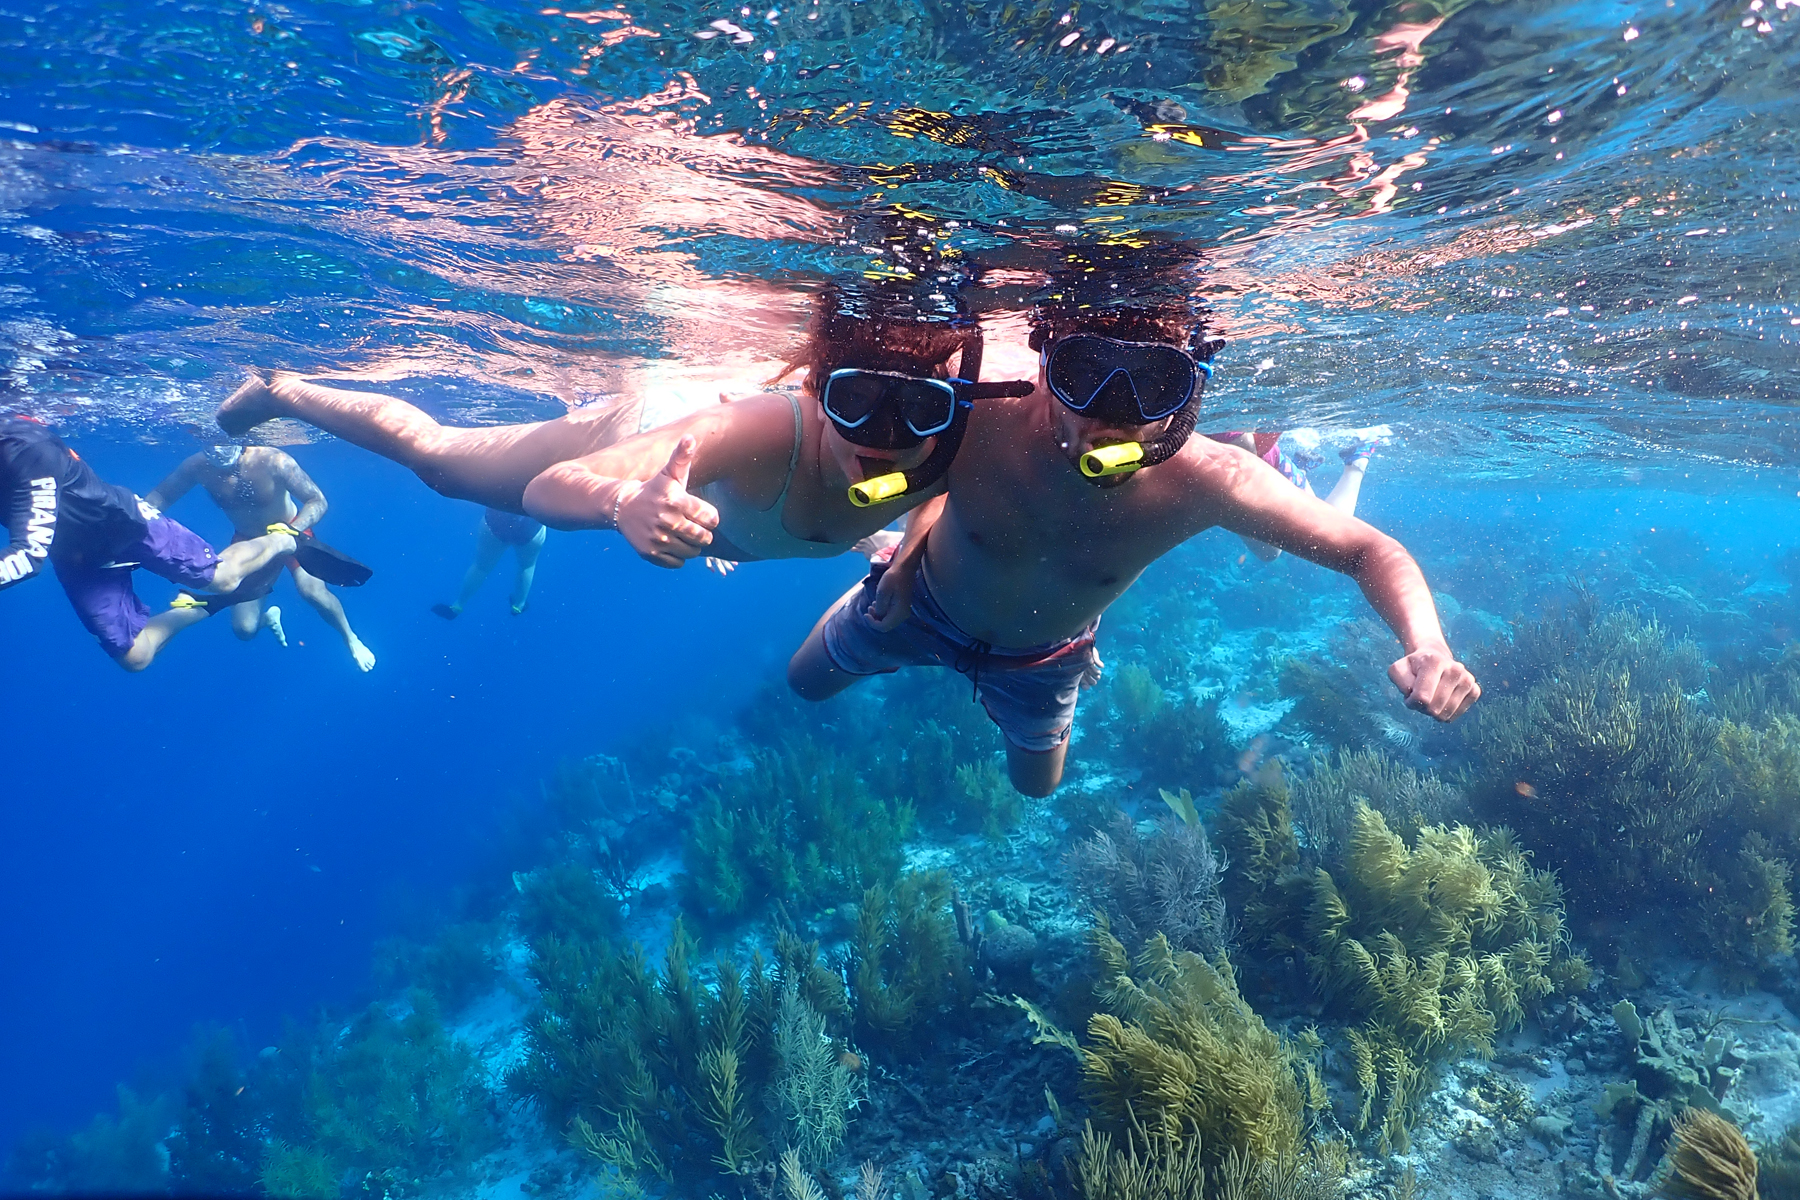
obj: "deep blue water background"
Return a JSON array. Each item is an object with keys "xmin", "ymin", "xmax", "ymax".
[{"xmin": 0, "ymin": 436, "xmax": 861, "ymax": 1147}]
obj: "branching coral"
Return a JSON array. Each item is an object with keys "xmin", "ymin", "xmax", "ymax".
[
  {"xmin": 259, "ymin": 1141, "xmax": 338, "ymax": 1199},
  {"xmin": 1308, "ymin": 806, "xmax": 1587, "ymax": 1147},
  {"xmin": 850, "ymin": 870, "xmax": 974, "ymax": 1042},
  {"xmin": 1472, "ymin": 603, "xmax": 1799, "ymax": 968},
  {"xmin": 1078, "ymin": 926, "xmax": 1318, "ymax": 1169},
  {"xmin": 1216, "ymin": 764, "xmax": 1587, "ymax": 1152},
  {"xmin": 773, "ymin": 982, "xmax": 864, "ymax": 1170},
  {"xmin": 1289, "ymin": 748, "xmax": 1467, "ymax": 857},
  {"xmin": 1068, "ymin": 808, "xmax": 1231, "ymax": 959},
  {"xmin": 1662, "ymin": 1108, "xmax": 1759, "ymax": 1200},
  {"xmin": 955, "ymin": 758, "xmax": 1025, "ymax": 839},
  {"xmin": 302, "ymin": 993, "xmax": 498, "ymax": 1179},
  {"xmin": 1113, "ymin": 663, "xmax": 1166, "ymax": 727},
  {"xmin": 683, "ymin": 735, "xmax": 912, "ymax": 919},
  {"xmin": 512, "ymin": 919, "xmax": 858, "ymax": 1193}
]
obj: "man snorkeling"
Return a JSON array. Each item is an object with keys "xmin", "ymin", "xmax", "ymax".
[
  {"xmin": 147, "ymin": 445, "xmax": 377, "ymax": 671},
  {"xmin": 214, "ymin": 286, "xmax": 1033, "ymax": 569},
  {"xmin": 433, "ymin": 507, "xmax": 546, "ymax": 619},
  {"xmin": 1, "ymin": 416, "xmax": 300, "ymax": 671},
  {"xmin": 787, "ymin": 293, "xmax": 1480, "ymax": 796}
]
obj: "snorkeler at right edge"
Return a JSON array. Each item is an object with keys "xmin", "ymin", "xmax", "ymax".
[
  {"xmin": 1211, "ymin": 427, "xmax": 1387, "ymax": 562},
  {"xmin": 1, "ymin": 416, "xmax": 299, "ymax": 671},
  {"xmin": 215, "ymin": 287, "xmax": 1034, "ymax": 570}
]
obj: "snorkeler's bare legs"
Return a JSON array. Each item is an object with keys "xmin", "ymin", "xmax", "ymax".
[
  {"xmin": 444, "ymin": 523, "xmax": 509, "ymax": 617},
  {"xmin": 787, "ymin": 579, "xmax": 869, "ymax": 701},
  {"xmin": 1005, "ymin": 740, "xmax": 1068, "ymax": 798},
  {"xmin": 1324, "ymin": 455, "xmax": 1369, "ymax": 515},
  {"xmin": 293, "ymin": 564, "xmax": 376, "ymax": 671},
  {"xmin": 509, "ymin": 529, "xmax": 545, "ymax": 614},
  {"xmin": 211, "ymin": 531, "xmax": 297, "ymax": 595},
  {"xmin": 217, "ymin": 373, "xmax": 638, "ymax": 510},
  {"xmin": 230, "ymin": 595, "xmax": 288, "ymax": 647},
  {"xmin": 117, "ymin": 606, "xmax": 211, "ymax": 672}
]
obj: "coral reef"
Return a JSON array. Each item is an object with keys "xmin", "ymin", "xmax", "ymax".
[
  {"xmin": 1216, "ymin": 762, "xmax": 1588, "ymax": 1152},
  {"xmin": 1067, "ymin": 803, "xmax": 1231, "ymax": 959},
  {"xmin": 1077, "ymin": 926, "xmax": 1320, "ymax": 1168},
  {"xmin": 1287, "ymin": 748, "xmax": 1468, "ymax": 858},
  {"xmin": 1472, "ymin": 602, "xmax": 1800, "ymax": 969},
  {"xmin": 774, "ymin": 981, "xmax": 865, "ymax": 1169},
  {"xmin": 1661, "ymin": 1108, "xmax": 1758, "ymax": 1200},
  {"xmin": 1589, "ymin": 999, "xmax": 1751, "ymax": 1188},
  {"xmin": 850, "ymin": 870, "xmax": 975, "ymax": 1043},
  {"xmin": 955, "ymin": 758, "xmax": 1026, "ymax": 840},
  {"xmin": 514, "ymin": 918, "xmax": 867, "ymax": 1192},
  {"xmin": 683, "ymin": 735, "xmax": 912, "ymax": 920}
]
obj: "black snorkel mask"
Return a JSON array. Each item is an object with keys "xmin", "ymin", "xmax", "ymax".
[
  {"xmin": 1044, "ymin": 333, "xmax": 1225, "ymax": 481},
  {"xmin": 824, "ymin": 330, "xmax": 1034, "ymax": 507}
]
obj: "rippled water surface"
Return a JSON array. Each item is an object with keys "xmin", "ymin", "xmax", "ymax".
[{"xmin": 2, "ymin": 0, "xmax": 1795, "ymax": 471}]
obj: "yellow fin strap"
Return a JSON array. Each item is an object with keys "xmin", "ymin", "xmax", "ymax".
[
  {"xmin": 1080, "ymin": 442, "xmax": 1145, "ymax": 478},
  {"xmin": 266, "ymin": 521, "xmax": 303, "ymax": 537},
  {"xmin": 848, "ymin": 472, "xmax": 909, "ymax": 508},
  {"xmin": 169, "ymin": 592, "xmax": 209, "ymax": 611}
]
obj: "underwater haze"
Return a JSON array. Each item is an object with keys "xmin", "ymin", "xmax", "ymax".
[{"xmin": 1, "ymin": 0, "xmax": 1799, "ymax": 1198}]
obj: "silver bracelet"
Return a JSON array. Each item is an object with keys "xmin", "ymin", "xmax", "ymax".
[{"xmin": 611, "ymin": 486, "xmax": 625, "ymax": 530}]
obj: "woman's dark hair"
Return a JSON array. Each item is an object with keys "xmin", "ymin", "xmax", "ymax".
[{"xmin": 787, "ymin": 286, "xmax": 975, "ymax": 396}]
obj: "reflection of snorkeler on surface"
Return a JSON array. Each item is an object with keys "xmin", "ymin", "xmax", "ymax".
[
  {"xmin": 146, "ymin": 446, "xmax": 377, "ymax": 672},
  {"xmin": 216, "ymin": 287, "xmax": 1033, "ymax": 569},
  {"xmin": 433, "ymin": 508, "xmax": 546, "ymax": 619},
  {"xmin": 1210, "ymin": 427, "xmax": 1387, "ymax": 562},
  {"xmin": 1, "ymin": 417, "xmax": 298, "ymax": 671},
  {"xmin": 789, "ymin": 290, "xmax": 1477, "ymax": 798}
]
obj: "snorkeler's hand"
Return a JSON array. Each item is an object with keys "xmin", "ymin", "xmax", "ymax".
[
  {"xmin": 618, "ymin": 436, "xmax": 720, "ymax": 569},
  {"xmin": 705, "ymin": 557, "xmax": 736, "ymax": 576},
  {"xmin": 1389, "ymin": 644, "xmax": 1481, "ymax": 721},
  {"xmin": 867, "ymin": 557, "xmax": 916, "ymax": 631}
]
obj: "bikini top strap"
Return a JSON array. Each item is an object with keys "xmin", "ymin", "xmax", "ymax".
[{"xmin": 785, "ymin": 392, "xmax": 804, "ymax": 481}]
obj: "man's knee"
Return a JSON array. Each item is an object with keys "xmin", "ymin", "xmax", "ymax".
[{"xmin": 115, "ymin": 646, "xmax": 152, "ymax": 672}]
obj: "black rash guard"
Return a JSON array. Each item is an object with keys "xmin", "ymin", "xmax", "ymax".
[{"xmin": 0, "ymin": 417, "xmax": 148, "ymax": 590}]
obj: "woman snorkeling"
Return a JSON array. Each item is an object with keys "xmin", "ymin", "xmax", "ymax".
[{"xmin": 216, "ymin": 287, "xmax": 1031, "ymax": 567}]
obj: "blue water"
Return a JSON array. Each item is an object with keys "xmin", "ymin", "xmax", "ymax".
[{"xmin": 3, "ymin": 0, "xmax": 1800, "ymax": 1193}]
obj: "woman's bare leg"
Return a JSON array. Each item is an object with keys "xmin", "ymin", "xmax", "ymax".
[{"xmin": 216, "ymin": 373, "xmax": 638, "ymax": 510}]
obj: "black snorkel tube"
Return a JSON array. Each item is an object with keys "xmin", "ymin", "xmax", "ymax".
[
  {"xmin": 847, "ymin": 329, "xmax": 1034, "ymax": 507},
  {"xmin": 1077, "ymin": 337, "xmax": 1226, "ymax": 482}
]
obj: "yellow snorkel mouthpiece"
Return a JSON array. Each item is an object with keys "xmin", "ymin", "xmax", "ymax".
[
  {"xmin": 1080, "ymin": 442, "xmax": 1146, "ymax": 479},
  {"xmin": 848, "ymin": 471, "xmax": 909, "ymax": 508}
]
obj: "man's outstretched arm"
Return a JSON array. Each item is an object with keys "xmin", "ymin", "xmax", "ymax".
[
  {"xmin": 274, "ymin": 453, "xmax": 329, "ymax": 531},
  {"xmin": 1200, "ymin": 446, "xmax": 1480, "ymax": 720},
  {"xmin": 145, "ymin": 454, "xmax": 203, "ymax": 513}
]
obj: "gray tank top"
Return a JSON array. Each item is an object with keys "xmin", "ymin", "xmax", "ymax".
[{"xmin": 693, "ymin": 393, "xmax": 859, "ymax": 562}]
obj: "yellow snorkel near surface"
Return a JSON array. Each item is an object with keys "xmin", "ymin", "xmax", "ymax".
[
  {"xmin": 848, "ymin": 471, "xmax": 911, "ymax": 508},
  {"xmin": 1079, "ymin": 442, "xmax": 1147, "ymax": 479}
]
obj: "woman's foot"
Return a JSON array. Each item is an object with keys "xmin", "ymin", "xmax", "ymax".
[
  {"xmin": 263, "ymin": 605, "xmax": 288, "ymax": 647},
  {"xmin": 216, "ymin": 371, "xmax": 281, "ymax": 436}
]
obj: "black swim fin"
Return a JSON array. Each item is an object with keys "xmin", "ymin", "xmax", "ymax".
[{"xmin": 292, "ymin": 536, "xmax": 373, "ymax": 587}]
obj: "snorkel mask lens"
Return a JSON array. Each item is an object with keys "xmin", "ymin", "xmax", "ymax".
[
  {"xmin": 1046, "ymin": 335, "xmax": 1197, "ymax": 424},
  {"xmin": 204, "ymin": 444, "xmax": 244, "ymax": 470},
  {"xmin": 822, "ymin": 369, "xmax": 958, "ymax": 449}
]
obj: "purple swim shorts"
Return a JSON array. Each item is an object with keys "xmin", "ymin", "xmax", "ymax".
[{"xmin": 55, "ymin": 510, "xmax": 219, "ymax": 658}]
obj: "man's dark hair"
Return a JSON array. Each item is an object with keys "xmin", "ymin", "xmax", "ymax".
[
  {"xmin": 1026, "ymin": 303, "xmax": 1199, "ymax": 353},
  {"xmin": 1024, "ymin": 236, "xmax": 1213, "ymax": 355}
]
